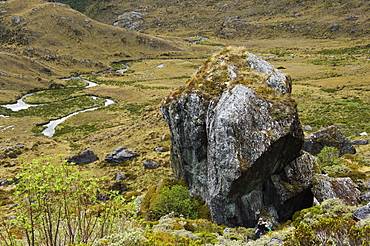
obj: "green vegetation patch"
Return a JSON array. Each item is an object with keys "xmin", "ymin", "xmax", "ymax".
[
  {"xmin": 286, "ymin": 199, "xmax": 369, "ymax": 246},
  {"xmin": 317, "ymin": 44, "xmax": 370, "ymax": 55},
  {"xmin": 23, "ymin": 88, "xmax": 86, "ymax": 104},
  {"xmin": 140, "ymin": 179, "xmax": 209, "ymax": 221},
  {"xmin": 11, "ymin": 96, "xmax": 106, "ymax": 121},
  {"xmin": 53, "ymin": 122, "xmax": 99, "ymax": 137},
  {"xmin": 0, "ymin": 156, "xmax": 138, "ymax": 245}
]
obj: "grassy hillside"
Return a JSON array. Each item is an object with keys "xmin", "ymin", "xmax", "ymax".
[
  {"xmin": 57, "ymin": 0, "xmax": 370, "ymax": 39},
  {"xmin": 0, "ymin": 0, "xmax": 199, "ymax": 102}
]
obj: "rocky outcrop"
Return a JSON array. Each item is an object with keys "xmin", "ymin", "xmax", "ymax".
[
  {"xmin": 161, "ymin": 47, "xmax": 313, "ymax": 227},
  {"xmin": 67, "ymin": 149, "xmax": 98, "ymax": 164},
  {"xmin": 311, "ymin": 175, "xmax": 361, "ymax": 206},
  {"xmin": 105, "ymin": 146, "xmax": 139, "ymax": 163},
  {"xmin": 302, "ymin": 125, "xmax": 356, "ymax": 156}
]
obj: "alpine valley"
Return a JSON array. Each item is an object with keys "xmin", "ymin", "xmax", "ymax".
[{"xmin": 0, "ymin": 0, "xmax": 369, "ymax": 245}]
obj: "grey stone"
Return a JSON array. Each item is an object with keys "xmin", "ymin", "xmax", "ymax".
[
  {"xmin": 304, "ymin": 125, "xmax": 312, "ymax": 131},
  {"xmin": 67, "ymin": 149, "xmax": 98, "ymax": 164},
  {"xmin": 143, "ymin": 160, "xmax": 160, "ymax": 169},
  {"xmin": 331, "ymin": 24, "xmax": 339, "ymax": 31},
  {"xmin": 360, "ymin": 190, "xmax": 370, "ymax": 202},
  {"xmin": 154, "ymin": 147, "xmax": 165, "ymax": 152},
  {"xmin": 302, "ymin": 125, "xmax": 356, "ymax": 156},
  {"xmin": 105, "ymin": 146, "xmax": 139, "ymax": 163},
  {"xmin": 351, "ymin": 139, "xmax": 368, "ymax": 145},
  {"xmin": 353, "ymin": 203, "xmax": 370, "ymax": 221},
  {"xmin": 347, "ymin": 15, "xmax": 358, "ymax": 21},
  {"xmin": 109, "ymin": 181, "xmax": 127, "ymax": 194},
  {"xmin": 161, "ymin": 48, "xmax": 311, "ymax": 227},
  {"xmin": 312, "ymin": 175, "xmax": 361, "ymax": 206},
  {"xmin": 115, "ymin": 173, "xmax": 127, "ymax": 180}
]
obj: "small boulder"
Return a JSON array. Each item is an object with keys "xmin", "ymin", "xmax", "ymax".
[
  {"xmin": 331, "ymin": 24, "xmax": 339, "ymax": 31},
  {"xmin": 105, "ymin": 146, "xmax": 139, "ymax": 163},
  {"xmin": 312, "ymin": 175, "xmax": 361, "ymax": 206},
  {"xmin": 353, "ymin": 203, "xmax": 370, "ymax": 221},
  {"xmin": 115, "ymin": 173, "xmax": 127, "ymax": 180},
  {"xmin": 304, "ymin": 125, "xmax": 313, "ymax": 131},
  {"xmin": 351, "ymin": 139, "xmax": 368, "ymax": 145},
  {"xmin": 302, "ymin": 125, "xmax": 356, "ymax": 156},
  {"xmin": 67, "ymin": 149, "xmax": 98, "ymax": 164},
  {"xmin": 360, "ymin": 190, "xmax": 370, "ymax": 202},
  {"xmin": 143, "ymin": 160, "xmax": 160, "ymax": 169},
  {"xmin": 109, "ymin": 181, "xmax": 127, "ymax": 194},
  {"xmin": 347, "ymin": 15, "xmax": 358, "ymax": 21},
  {"xmin": 154, "ymin": 147, "xmax": 165, "ymax": 152}
]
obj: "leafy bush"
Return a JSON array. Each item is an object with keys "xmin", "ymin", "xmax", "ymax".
[
  {"xmin": 152, "ymin": 185, "xmax": 199, "ymax": 219},
  {"xmin": 285, "ymin": 199, "xmax": 370, "ymax": 246},
  {"xmin": 0, "ymin": 156, "xmax": 138, "ymax": 246}
]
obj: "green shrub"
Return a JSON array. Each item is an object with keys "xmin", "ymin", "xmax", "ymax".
[
  {"xmin": 285, "ymin": 217, "xmax": 370, "ymax": 246},
  {"xmin": 1, "ymin": 156, "xmax": 138, "ymax": 246},
  {"xmin": 152, "ymin": 185, "xmax": 199, "ymax": 219}
]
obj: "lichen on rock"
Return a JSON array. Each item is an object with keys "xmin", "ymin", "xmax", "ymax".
[{"xmin": 161, "ymin": 47, "xmax": 313, "ymax": 227}]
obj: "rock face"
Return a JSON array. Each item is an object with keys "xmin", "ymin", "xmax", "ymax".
[
  {"xmin": 161, "ymin": 47, "xmax": 313, "ymax": 227},
  {"xmin": 302, "ymin": 125, "xmax": 356, "ymax": 156}
]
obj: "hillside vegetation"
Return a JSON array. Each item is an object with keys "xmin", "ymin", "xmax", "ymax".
[{"xmin": 0, "ymin": 0, "xmax": 369, "ymax": 245}]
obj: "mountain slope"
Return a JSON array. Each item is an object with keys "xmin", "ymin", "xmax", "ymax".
[
  {"xmin": 59, "ymin": 0, "xmax": 370, "ymax": 39},
  {"xmin": 0, "ymin": 0, "xmax": 188, "ymax": 102}
]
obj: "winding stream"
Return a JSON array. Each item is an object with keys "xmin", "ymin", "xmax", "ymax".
[
  {"xmin": 3, "ymin": 93, "xmax": 43, "ymax": 111},
  {"xmin": 1, "ymin": 77, "xmax": 115, "ymax": 137}
]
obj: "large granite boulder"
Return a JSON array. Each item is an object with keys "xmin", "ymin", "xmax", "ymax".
[
  {"xmin": 302, "ymin": 125, "xmax": 356, "ymax": 156},
  {"xmin": 161, "ymin": 47, "xmax": 313, "ymax": 227}
]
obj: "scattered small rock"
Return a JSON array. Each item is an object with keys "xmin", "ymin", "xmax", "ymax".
[
  {"xmin": 12, "ymin": 16, "xmax": 21, "ymax": 24},
  {"xmin": 330, "ymin": 24, "xmax": 339, "ymax": 31},
  {"xmin": 304, "ymin": 125, "xmax": 312, "ymax": 131},
  {"xmin": 0, "ymin": 178, "xmax": 19, "ymax": 186},
  {"xmin": 4, "ymin": 163, "xmax": 16, "ymax": 167},
  {"xmin": 360, "ymin": 190, "xmax": 370, "ymax": 202},
  {"xmin": 108, "ymin": 181, "xmax": 127, "ymax": 194},
  {"xmin": 154, "ymin": 146, "xmax": 164, "ymax": 152},
  {"xmin": 351, "ymin": 139, "xmax": 368, "ymax": 145},
  {"xmin": 347, "ymin": 15, "xmax": 358, "ymax": 21},
  {"xmin": 161, "ymin": 133, "xmax": 171, "ymax": 141},
  {"xmin": 353, "ymin": 202, "xmax": 370, "ymax": 221},
  {"xmin": 67, "ymin": 149, "xmax": 98, "ymax": 164},
  {"xmin": 143, "ymin": 160, "xmax": 159, "ymax": 169},
  {"xmin": 115, "ymin": 173, "xmax": 127, "ymax": 180},
  {"xmin": 105, "ymin": 146, "xmax": 139, "ymax": 163}
]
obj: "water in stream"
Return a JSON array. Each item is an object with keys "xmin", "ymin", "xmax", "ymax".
[{"xmin": 1, "ymin": 77, "xmax": 115, "ymax": 137}]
